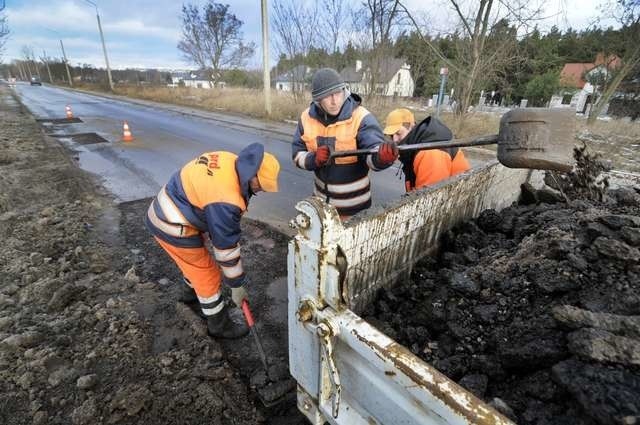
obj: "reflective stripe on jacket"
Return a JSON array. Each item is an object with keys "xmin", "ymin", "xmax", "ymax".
[
  {"xmin": 291, "ymin": 93, "xmax": 388, "ymax": 217},
  {"xmin": 145, "ymin": 144, "xmax": 264, "ymax": 288}
]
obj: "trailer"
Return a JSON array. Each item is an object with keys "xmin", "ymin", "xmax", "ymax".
[{"xmin": 287, "ymin": 159, "xmax": 545, "ymax": 425}]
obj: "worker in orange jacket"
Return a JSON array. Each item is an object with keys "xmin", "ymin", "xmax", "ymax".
[
  {"xmin": 292, "ymin": 68, "xmax": 398, "ymax": 219},
  {"xmin": 145, "ymin": 143, "xmax": 280, "ymax": 339},
  {"xmin": 383, "ymin": 109, "xmax": 470, "ymax": 192}
]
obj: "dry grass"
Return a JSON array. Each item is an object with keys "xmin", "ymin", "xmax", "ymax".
[
  {"xmin": 74, "ymin": 83, "xmax": 501, "ymax": 136},
  {"xmin": 112, "ymin": 85, "xmax": 308, "ymax": 122},
  {"xmin": 585, "ymin": 118, "xmax": 640, "ymax": 139},
  {"xmin": 577, "ymin": 118, "xmax": 640, "ymax": 173},
  {"xmin": 71, "ymin": 83, "xmax": 638, "ymax": 172}
]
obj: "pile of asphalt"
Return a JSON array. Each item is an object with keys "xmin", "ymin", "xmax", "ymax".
[{"xmin": 366, "ymin": 163, "xmax": 640, "ymax": 424}]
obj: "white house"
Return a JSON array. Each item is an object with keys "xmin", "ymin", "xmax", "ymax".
[
  {"xmin": 549, "ymin": 54, "xmax": 621, "ymax": 114},
  {"xmin": 340, "ymin": 59, "xmax": 414, "ymax": 97},
  {"xmin": 170, "ymin": 71, "xmax": 225, "ymax": 89},
  {"xmin": 274, "ymin": 65, "xmax": 312, "ymax": 92}
]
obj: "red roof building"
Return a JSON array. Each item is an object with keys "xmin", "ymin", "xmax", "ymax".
[
  {"xmin": 560, "ymin": 63, "xmax": 595, "ymax": 88},
  {"xmin": 559, "ymin": 54, "xmax": 621, "ymax": 89}
]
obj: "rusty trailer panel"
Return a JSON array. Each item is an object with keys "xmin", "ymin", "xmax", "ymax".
[
  {"xmin": 332, "ymin": 309, "xmax": 513, "ymax": 425},
  {"xmin": 288, "ymin": 161, "xmax": 534, "ymax": 424}
]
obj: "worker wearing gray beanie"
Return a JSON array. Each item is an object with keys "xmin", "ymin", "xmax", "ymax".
[
  {"xmin": 311, "ymin": 68, "xmax": 346, "ymax": 102},
  {"xmin": 291, "ymin": 67, "xmax": 399, "ymax": 219}
]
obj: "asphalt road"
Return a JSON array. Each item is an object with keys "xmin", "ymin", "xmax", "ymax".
[{"xmin": 13, "ymin": 83, "xmax": 407, "ymax": 232}]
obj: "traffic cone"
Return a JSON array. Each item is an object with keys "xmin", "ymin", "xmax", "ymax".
[
  {"xmin": 122, "ymin": 121, "xmax": 134, "ymax": 142},
  {"xmin": 65, "ymin": 105, "xmax": 73, "ymax": 119}
]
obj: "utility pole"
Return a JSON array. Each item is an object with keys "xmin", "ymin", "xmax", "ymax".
[
  {"xmin": 42, "ymin": 50, "xmax": 54, "ymax": 83},
  {"xmin": 96, "ymin": 12, "xmax": 114, "ymax": 90},
  {"xmin": 25, "ymin": 60, "xmax": 33, "ymax": 78},
  {"xmin": 436, "ymin": 67, "xmax": 448, "ymax": 118},
  {"xmin": 85, "ymin": 0, "xmax": 113, "ymax": 91},
  {"xmin": 17, "ymin": 62, "xmax": 26, "ymax": 81},
  {"xmin": 60, "ymin": 39, "xmax": 73, "ymax": 87},
  {"xmin": 261, "ymin": 0, "xmax": 271, "ymax": 116}
]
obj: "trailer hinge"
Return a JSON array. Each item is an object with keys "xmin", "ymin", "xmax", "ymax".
[{"xmin": 317, "ymin": 321, "xmax": 341, "ymax": 418}]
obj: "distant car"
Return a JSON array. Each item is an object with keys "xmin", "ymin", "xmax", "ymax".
[{"xmin": 30, "ymin": 77, "xmax": 42, "ymax": 86}]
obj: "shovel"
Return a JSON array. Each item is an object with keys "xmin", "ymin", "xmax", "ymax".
[
  {"xmin": 330, "ymin": 108, "xmax": 577, "ymax": 172},
  {"xmin": 241, "ymin": 300, "xmax": 296, "ymax": 407},
  {"xmin": 241, "ymin": 299, "xmax": 269, "ymax": 373}
]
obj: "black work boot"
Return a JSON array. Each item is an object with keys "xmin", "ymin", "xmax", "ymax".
[
  {"xmin": 178, "ymin": 277, "xmax": 198, "ymax": 304},
  {"xmin": 207, "ymin": 304, "xmax": 249, "ymax": 339}
]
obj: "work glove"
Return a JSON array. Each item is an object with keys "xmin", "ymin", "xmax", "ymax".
[
  {"xmin": 378, "ymin": 141, "xmax": 399, "ymax": 165},
  {"xmin": 231, "ymin": 286, "xmax": 248, "ymax": 308},
  {"xmin": 314, "ymin": 145, "xmax": 331, "ymax": 168}
]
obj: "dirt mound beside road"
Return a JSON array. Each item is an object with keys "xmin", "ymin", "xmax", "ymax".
[
  {"xmin": 367, "ymin": 169, "xmax": 640, "ymax": 424},
  {"xmin": 0, "ymin": 86, "xmax": 302, "ymax": 424}
]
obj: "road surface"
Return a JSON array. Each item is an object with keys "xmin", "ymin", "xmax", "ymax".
[{"xmin": 12, "ymin": 83, "xmax": 453, "ymax": 231}]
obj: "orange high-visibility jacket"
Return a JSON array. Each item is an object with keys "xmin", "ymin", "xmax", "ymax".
[
  {"xmin": 145, "ymin": 143, "xmax": 265, "ymax": 288},
  {"xmin": 399, "ymin": 116, "xmax": 471, "ymax": 192},
  {"xmin": 292, "ymin": 93, "xmax": 390, "ymax": 217}
]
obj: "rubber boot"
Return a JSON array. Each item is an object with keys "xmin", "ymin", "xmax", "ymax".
[
  {"xmin": 178, "ymin": 277, "xmax": 198, "ymax": 304},
  {"xmin": 207, "ymin": 304, "xmax": 249, "ymax": 339}
]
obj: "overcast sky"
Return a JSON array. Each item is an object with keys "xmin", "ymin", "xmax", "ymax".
[{"xmin": 2, "ymin": 0, "xmax": 616, "ymax": 70}]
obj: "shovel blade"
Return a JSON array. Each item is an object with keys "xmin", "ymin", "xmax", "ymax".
[{"xmin": 497, "ymin": 108, "xmax": 576, "ymax": 172}]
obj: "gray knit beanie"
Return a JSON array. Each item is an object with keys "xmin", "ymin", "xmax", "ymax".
[{"xmin": 311, "ymin": 68, "xmax": 345, "ymax": 101}]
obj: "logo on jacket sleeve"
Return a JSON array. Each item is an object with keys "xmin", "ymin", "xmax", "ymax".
[{"xmin": 196, "ymin": 154, "xmax": 221, "ymax": 176}]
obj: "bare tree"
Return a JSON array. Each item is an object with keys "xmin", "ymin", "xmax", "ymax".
[
  {"xmin": 399, "ymin": 0, "xmax": 547, "ymax": 122},
  {"xmin": 588, "ymin": 0, "xmax": 640, "ymax": 123},
  {"xmin": 271, "ymin": 0, "xmax": 319, "ymax": 60},
  {"xmin": 319, "ymin": 0, "xmax": 352, "ymax": 54},
  {"xmin": 178, "ymin": 2, "xmax": 255, "ymax": 84},
  {"xmin": 353, "ymin": 0, "xmax": 403, "ymax": 96},
  {"xmin": 271, "ymin": 0, "xmax": 319, "ymax": 97},
  {"xmin": 0, "ymin": 2, "xmax": 8, "ymax": 63}
]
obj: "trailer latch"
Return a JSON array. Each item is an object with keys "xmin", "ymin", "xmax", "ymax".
[{"xmin": 317, "ymin": 321, "xmax": 341, "ymax": 418}]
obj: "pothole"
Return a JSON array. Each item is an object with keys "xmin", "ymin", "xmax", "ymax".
[
  {"xmin": 50, "ymin": 132, "xmax": 109, "ymax": 145},
  {"xmin": 36, "ymin": 117, "xmax": 83, "ymax": 124}
]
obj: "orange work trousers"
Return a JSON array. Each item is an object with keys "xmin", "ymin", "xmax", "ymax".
[{"xmin": 154, "ymin": 237, "xmax": 222, "ymax": 299}]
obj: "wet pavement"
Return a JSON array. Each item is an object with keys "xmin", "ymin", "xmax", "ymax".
[{"xmin": 13, "ymin": 83, "xmax": 410, "ymax": 233}]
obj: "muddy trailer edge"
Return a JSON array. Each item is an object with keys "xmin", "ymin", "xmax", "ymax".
[{"xmin": 287, "ymin": 160, "xmax": 545, "ymax": 424}]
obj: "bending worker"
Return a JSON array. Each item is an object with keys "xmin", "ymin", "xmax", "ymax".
[
  {"xmin": 292, "ymin": 67, "xmax": 398, "ymax": 218},
  {"xmin": 145, "ymin": 143, "xmax": 280, "ymax": 339},
  {"xmin": 383, "ymin": 108, "xmax": 470, "ymax": 192}
]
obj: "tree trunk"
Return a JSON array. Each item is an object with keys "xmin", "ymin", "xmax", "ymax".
[{"xmin": 587, "ymin": 48, "xmax": 640, "ymax": 124}]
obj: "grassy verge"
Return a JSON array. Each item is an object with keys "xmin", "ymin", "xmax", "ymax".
[
  {"xmin": 71, "ymin": 83, "xmax": 499, "ymax": 136},
  {"xmin": 67, "ymin": 83, "xmax": 639, "ymax": 172}
]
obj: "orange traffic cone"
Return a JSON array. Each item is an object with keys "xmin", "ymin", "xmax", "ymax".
[
  {"xmin": 65, "ymin": 105, "xmax": 73, "ymax": 119},
  {"xmin": 122, "ymin": 121, "xmax": 134, "ymax": 142}
]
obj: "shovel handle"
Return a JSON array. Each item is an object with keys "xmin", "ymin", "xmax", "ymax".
[
  {"xmin": 241, "ymin": 299, "xmax": 255, "ymax": 327},
  {"xmin": 329, "ymin": 134, "xmax": 499, "ymax": 159},
  {"xmin": 241, "ymin": 299, "xmax": 270, "ymax": 371}
]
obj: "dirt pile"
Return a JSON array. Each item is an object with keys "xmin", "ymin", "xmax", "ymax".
[
  {"xmin": 366, "ymin": 165, "xmax": 640, "ymax": 424},
  {"xmin": 0, "ymin": 86, "xmax": 301, "ymax": 424}
]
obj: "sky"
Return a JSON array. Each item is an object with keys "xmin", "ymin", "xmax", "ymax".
[{"xmin": 1, "ymin": 0, "xmax": 616, "ymax": 70}]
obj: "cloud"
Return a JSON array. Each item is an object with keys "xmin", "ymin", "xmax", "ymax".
[
  {"xmin": 103, "ymin": 20, "xmax": 180, "ymax": 42},
  {"xmin": 7, "ymin": 1, "xmax": 180, "ymax": 41},
  {"xmin": 6, "ymin": 1, "xmax": 96, "ymax": 33},
  {"xmin": 6, "ymin": 34, "xmax": 124, "ymax": 55}
]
